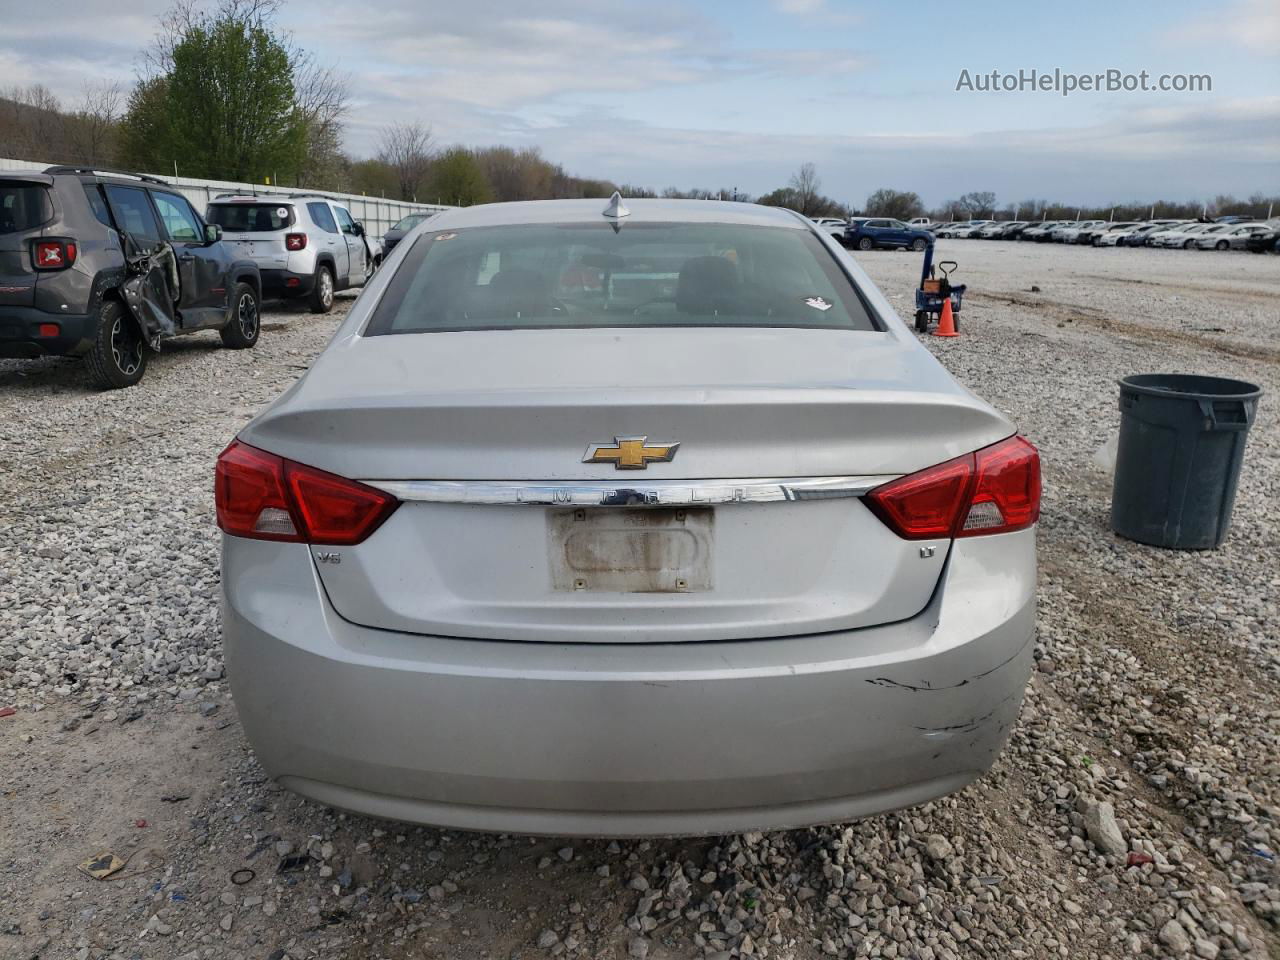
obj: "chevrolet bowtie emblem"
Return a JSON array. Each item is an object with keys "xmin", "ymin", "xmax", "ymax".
[{"xmin": 583, "ymin": 436, "xmax": 680, "ymax": 470}]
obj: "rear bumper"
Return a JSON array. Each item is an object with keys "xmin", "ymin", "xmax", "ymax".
[
  {"xmin": 222, "ymin": 530, "xmax": 1035, "ymax": 836},
  {"xmin": 0, "ymin": 306, "xmax": 95, "ymax": 358},
  {"xmin": 260, "ymin": 268, "xmax": 315, "ymax": 299}
]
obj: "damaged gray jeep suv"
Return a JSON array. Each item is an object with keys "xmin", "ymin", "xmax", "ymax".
[{"xmin": 0, "ymin": 166, "xmax": 261, "ymax": 388}]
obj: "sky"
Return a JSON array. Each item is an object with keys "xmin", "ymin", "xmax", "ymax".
[{"xmin": 0, "ymin": 0, "xmax": 1276, "ymax": 206}]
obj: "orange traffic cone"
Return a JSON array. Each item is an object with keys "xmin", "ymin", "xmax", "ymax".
[{"xmin": 933, "ymin": 297, "xmax": 959, "ymax": 338}]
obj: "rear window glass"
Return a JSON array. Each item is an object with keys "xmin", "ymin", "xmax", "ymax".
[
  {"xmin": 207, "ymin": 203, "xmax": 294, "ymax": 232},
  {"xmin": 0, "ymin": 181, "xmax": 52, "ymax": 234},
  {"xmin": 365, "ymin": 222, "xmax": 877, "ymax": 335},
  {"xmin": 83, "ymin": 184, "xmax": 112, "ymax": 226},
  {"xmin": 392, "ymin": 214, "xmax": 429, "ymax": 231}
]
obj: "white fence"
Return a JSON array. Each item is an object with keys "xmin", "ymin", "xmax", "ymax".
[{"xmin": 0, "ymin": 157, "xmax": 453, "ymax": 240}]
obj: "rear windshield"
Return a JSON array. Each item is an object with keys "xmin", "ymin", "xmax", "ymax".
[
  {"xmin": 0, "ymin": 181, "xmax": 52, "ymax": 234},
  {"xmin": 206, "ymin": 203, "xmax": 295, "ymax": 232},
  {"xmin": 365, "ymin": 221, "xmax": 877, "ymax": 335},
  {"xmin": 392, "ymin": 214, "xmax": 429, "ymax": 231}
]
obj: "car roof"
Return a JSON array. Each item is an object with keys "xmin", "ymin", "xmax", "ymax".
[
  {"xmin": 210, "ymin": 196, "xmax": 298, "ymax": 204},
  {"xmin": 420, "ymin": 198, "xmax": 808, "ymax": 231},
  {"xmin": 44, "ymin": 165, "xmax": 171, "ymax": 188}
]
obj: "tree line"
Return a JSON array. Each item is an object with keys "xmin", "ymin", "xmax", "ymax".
[{"xmin": 1, "ymin": 0, "xmax": 1274, "ymax": 222}]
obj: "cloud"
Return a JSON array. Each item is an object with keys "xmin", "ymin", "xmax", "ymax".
[
  {"xmin": 0, "ymin": 0, "xmax": 1272, "ymax": 207},
  {"xmin": 523, "ymin": 97, "xmax": 1280, "ymax": 204},
  {"xmin": 0, "ymin": 6, "xmax": 153, "ymax": 103},
  {"xmin": 293, "ymin": 0, "xmax": 724, "ymax": 108},
  {"xmin": 745, "ymin": 49, "xmax": 872, "ymax": 77},
  {"xmin": 772, "ymin": 0, "xmax": 826, "ymax": 13},
  {"xmin": 1162, "ymin": 0, "xmax": 1280, "ymax": 54},
  {"xmin": 286, "ymin": 1, "xmax": 872, "ymax": 147}
]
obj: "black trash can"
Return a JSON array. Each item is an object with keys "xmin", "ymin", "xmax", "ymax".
[{"xmin": 1111, "ymin": 374, "xmax": 1262, "ymax": 549}]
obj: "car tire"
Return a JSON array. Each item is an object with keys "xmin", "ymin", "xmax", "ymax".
[
  {"xmin": 911, "ymin": 238, "xmax": 927, "ymax": 252},
  {"xmin": 1183, "ymin": 240, "xmax": 1195, "ymax": 249},
  {"xmin": 914, "ymin": 310, "xmax": 929, "ymax": 333},
  {"xmin": 1215, "ymin": 240, "xmax": 1229, "ymax": 251},
  {"xmin": 309, "ymin": 264, "xmax": 335, "ymax": 313},
  {"xmin": 858, "ymin": 237, "xmax": 874, "ymax": 251},
  {"xmin": 220, "ymin": 282, "xmax": 260, "ymax": 349},
  {"xmin": 85, "ymin": 298, "xmax": 147, "ymax": 389}
]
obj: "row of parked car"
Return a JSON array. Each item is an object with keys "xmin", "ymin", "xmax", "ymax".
[
  {"xmin": 927, "ymin": 216, "xmax": 1280, "ymax": 252},
  {"xmin": 808, "ymin": 214, "xmax": 1280, "ymax": 254},
  {"xmin": 0, "ymin": 164, "xmax": 444, "ymax": 389}
]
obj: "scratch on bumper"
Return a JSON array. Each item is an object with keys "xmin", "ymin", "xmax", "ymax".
[{"xmin": 865, "ymin": 630, "xmax": 1034, "ymax": 693}]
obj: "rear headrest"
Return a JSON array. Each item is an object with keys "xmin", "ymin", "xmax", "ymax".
[
  {"xmin": 477, "ymin": 268, "xmax": 551, "ymax": 318},
  {"xmin": 676, "ymin": 256, "xmax": 740, "ymax": 315}
]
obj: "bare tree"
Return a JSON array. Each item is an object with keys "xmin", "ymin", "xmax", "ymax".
[
  {"xmin": 377, "ymin": 121, "xmax": 434, "ymax": 201},
  {"xmin": 68, "ymin": 82, "xmax": 123, "ymax": 166},
  {"xmin": 476, "ymin": 146, "xmax": 554, "ymax": 202},
  {"xmin": 789, "ymin": 162, "xmax": 822, "ymax": 217},
  {"xmin": 0, "ymin": 84, "xmax": 65, "ymax": 160},
  {"xmin": 864, "ymin": 188, "xmax": 924, "ymax": 220},
  {"xmin": 292, "ymin": 54, "xmax": 350, "ymax": 188},
  {"xmin": 956, "ymin": 191, "xmax": 997, "ymax": 218}
]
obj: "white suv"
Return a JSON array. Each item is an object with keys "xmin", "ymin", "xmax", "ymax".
[{"xmin": 206, "ymin": 196, "xmax": 375, "ymax": 313}]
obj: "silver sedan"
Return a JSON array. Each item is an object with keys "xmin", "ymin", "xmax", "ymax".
[
  {"xmin": 217, "ymin": 197, "xmax": 1040, "ymax": 836},
  {"xmin": 1193, "ymin": 223, "xmax": 1272, "ymax": 250}
]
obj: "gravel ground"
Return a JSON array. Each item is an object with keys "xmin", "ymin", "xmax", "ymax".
[{"xmin": 1, "ymin": 244, "xmax": 1278, "ymax": 960}]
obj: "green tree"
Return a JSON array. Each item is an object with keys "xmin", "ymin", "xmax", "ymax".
[
  {"xmin": 121, "ymin": 12, "xmax": 304, "ymax": 181},
  {"xmin": 429, "ymin": 148, "xmax": 492, "ymax": 206},
  {"xmin": 168, "ymin": 19, "xmax": 302, "ymax": 180},
  {"xmin": 757, "ymin": 187, "xmax": 801, "ymax": 208},
  {"xmin": 348, "ymin": 158, "xmax": 400, "ymax": 198},
  {"xmin": 118, "ymin": 78, "xmax": 174, "ymax": 171}
]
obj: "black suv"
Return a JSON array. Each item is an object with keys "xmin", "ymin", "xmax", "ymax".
[{"xmin": 1, "ymin": 166, "xmax": 262, "ymax": 388}]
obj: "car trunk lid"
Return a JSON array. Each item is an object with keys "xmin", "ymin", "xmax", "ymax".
[{"xmin": 242, "ymin": 327, "xmax": 1014, "ymax": 642}]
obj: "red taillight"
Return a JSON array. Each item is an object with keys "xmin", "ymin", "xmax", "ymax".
[
  {"xmin": 37, "ymin": 323, "xmax": 60, "ymax": 337},
  {"xmin": 865, "ymin": 457, "xmax": 974, "ymax": 540},
  {"xmin": 963, "ymin": 435, "xmax": 1041, "ymax": 534},
  {"xmin": 285, "ymin": 233, "xmax": 307, "ymax": 251},
  {"xmin": 215, "ymin": 440, "xmax": 398, "ymax": 545},
  {"xmin": 866, "ymin": 436, "xmax": 1041, "ymax": 540},
  {"xmin": 33, "ymin": 239, "xmax": 76, "ymax": 269}
]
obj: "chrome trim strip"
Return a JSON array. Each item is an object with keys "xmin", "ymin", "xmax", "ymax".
[{"xmin": 363, "ymin": 476, "xmax": 895, "ymax": 506}]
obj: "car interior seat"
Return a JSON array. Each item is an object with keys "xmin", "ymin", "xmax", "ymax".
[{"xmin": 676, "ymin": 256, "xmax": 741, "ymax": 315}]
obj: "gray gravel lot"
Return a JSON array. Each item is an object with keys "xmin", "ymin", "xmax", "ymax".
[{"xmin": 1, "ymin": 245, "xmax": 1277, "ymax": 960}]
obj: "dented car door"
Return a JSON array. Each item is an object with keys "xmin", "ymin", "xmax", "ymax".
[
  {"xmin": 103, "ymin": 184, "xmax": 177, "ymax": 342},
  {"xmin": 151, "ymin": 190, "xmax": 229, "ymax": 329}
]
